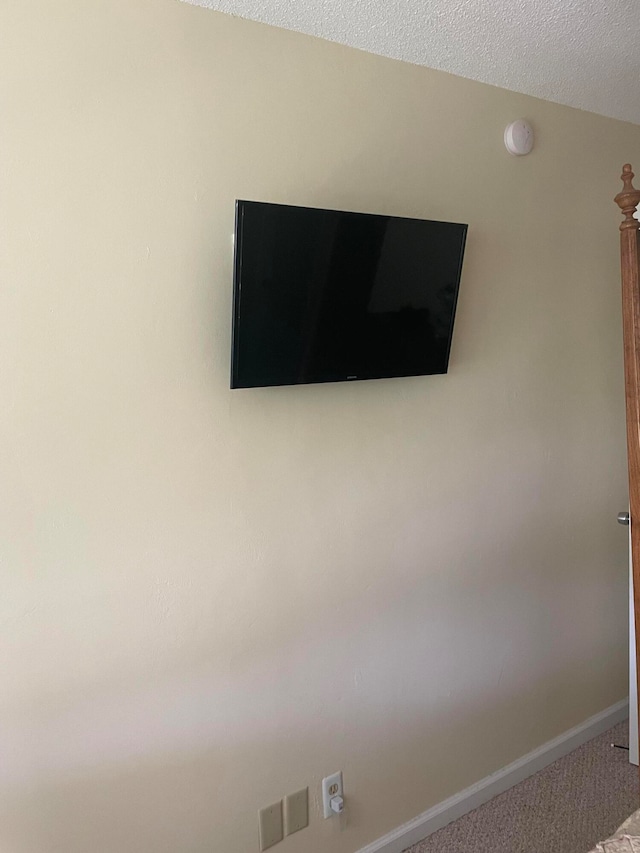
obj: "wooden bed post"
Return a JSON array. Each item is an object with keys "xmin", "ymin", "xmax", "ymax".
[{"xmin": 615, "ymin": 165, "xmax": 640, "ymax": 776}]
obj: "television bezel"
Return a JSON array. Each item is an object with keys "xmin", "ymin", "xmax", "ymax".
[{"xmin": 231, "ymin": 200, "xmax": 467, "ymax": 389}]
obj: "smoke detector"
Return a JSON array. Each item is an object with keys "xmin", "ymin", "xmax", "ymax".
[{"xmin": 504, "ymin": 120, "xmax": 534, "ymax": 156}]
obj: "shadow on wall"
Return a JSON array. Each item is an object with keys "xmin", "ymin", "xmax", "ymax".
[
  {"xmin": 0, "ymin": 497, "xmax": 624, "ymax": 853},
  {"xmin": 0, "ymin": 662, "xmax": 614, "ymax": 853}
]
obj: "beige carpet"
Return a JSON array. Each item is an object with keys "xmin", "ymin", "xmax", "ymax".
[{"xmin": 406, "ymin": 720, "xmax": 638, "ymax": 853}]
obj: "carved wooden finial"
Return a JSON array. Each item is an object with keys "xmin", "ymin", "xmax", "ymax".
[
  {"xmin": 615, "ymin": 164, "xmax": 640, "ymax": 231},
  {"xmin": 622, "ymin": 164, "xmax": 636, "ymax": 192}
]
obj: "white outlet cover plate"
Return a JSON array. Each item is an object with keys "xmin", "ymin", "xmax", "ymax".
[
  {"xmin": 283, "ymin": 787, "xmax": 309, "ymax": 835},
  {"xmin": 322, "ymin": 771, "xmax": 343, "ymax": 819},
  {"xmin": 258, "ymin": 802, "xmax": 283, "ymax": 851}
]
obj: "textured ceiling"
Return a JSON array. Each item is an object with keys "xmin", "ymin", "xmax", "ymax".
[{"xmin": 181, "ymin": 0, "xmax": 640, "ymax": 125}]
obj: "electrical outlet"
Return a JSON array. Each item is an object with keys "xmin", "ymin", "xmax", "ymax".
[
  {"xmin": 322, "ymin": 771, "xmax": 343, "ymax": 819},
  {"xmin": 283, "ymin": 787, "xmax": 308, "ymax": 835},
  {"xmin": 258, "ymin": 801, "xmax": 283, "ymax": 851}
]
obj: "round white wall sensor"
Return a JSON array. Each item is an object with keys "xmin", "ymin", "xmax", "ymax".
[{"xmin": 504, "ymin": 120, "xmax": 534, "ymax": 156}]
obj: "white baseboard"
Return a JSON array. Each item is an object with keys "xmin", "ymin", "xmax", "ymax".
[{"xmin": 356, "ymin": 698, "xmax": 629, "ymax": 853}]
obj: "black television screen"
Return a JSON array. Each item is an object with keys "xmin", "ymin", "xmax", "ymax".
[{"xmin": 231, "ymin": 201, "xmax": 467, "ymax": 389}]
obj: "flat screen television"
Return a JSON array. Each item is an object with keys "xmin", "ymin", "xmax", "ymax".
[{"xmin": 231, "ymin": 201, "xmax": 467, "ymax": 389}]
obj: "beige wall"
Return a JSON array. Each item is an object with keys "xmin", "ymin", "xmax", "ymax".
[{"xmin": 1, "ymin": 1, "xmax": 639, "ymax": 851}]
